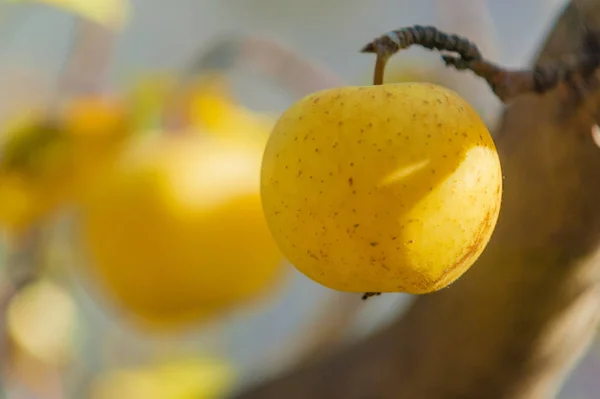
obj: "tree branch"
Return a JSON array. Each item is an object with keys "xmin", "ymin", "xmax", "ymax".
[{"xmin": 234, "ymin": 2, "xmax": 600, "ymax": 398}]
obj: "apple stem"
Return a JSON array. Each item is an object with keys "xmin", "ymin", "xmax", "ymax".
[
  {"xmin": 373, "ymin": 49, "xmax": 391, "ymax": 86},
  {"xmin": 362, "ymin": 24, "xmax": 600, "ymax": 105}
]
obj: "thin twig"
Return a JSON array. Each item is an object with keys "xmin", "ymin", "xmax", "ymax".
[{"xmin": 362, "ymin": 25, "xmax": 600, "ymax": 103}]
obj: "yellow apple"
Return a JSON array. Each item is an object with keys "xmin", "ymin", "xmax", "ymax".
[{"xmin": 261, "ymin": 82, "xmax": 502, "ymax": 294}]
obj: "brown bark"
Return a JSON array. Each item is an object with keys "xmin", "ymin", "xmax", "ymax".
[{"xmin": 234, "ymin": 2, "xmax": 600, "ymax": 398}]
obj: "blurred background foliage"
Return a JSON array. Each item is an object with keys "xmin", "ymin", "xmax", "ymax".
[{"xmin": 1, "ymin": 0, "xmax": 599, "ymax": 398}]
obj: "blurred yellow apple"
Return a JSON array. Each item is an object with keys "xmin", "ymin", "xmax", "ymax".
[{"xmin": 77, "ymin": 131, "xmax": 285, "ymax": 331}]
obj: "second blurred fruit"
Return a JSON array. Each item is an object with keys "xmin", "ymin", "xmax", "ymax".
[{"xmin": 77, "ymin": 131, "xmax": 285, "ymax": 332}]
